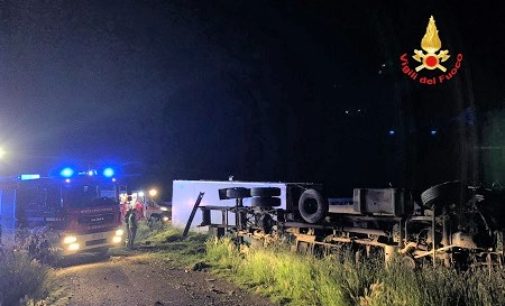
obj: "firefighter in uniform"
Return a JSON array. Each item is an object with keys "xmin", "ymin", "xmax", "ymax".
[{"xmin": 126, "ymin": 208, "xmax": 138, "ymax": 249}]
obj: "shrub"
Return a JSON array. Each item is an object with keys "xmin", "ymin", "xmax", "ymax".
[{"xmin": 0, "ymin": 250, "xmax": 48, "ymax": 306}]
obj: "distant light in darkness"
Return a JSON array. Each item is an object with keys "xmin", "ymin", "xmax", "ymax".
[
  {"xmin": 388, "ymin": 130, "xmax": 396, "ymax": 136},
  {"xmin": 430, "ymin": 129, "xmax": 438, "ymax": 136}
]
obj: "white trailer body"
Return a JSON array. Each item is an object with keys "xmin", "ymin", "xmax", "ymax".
[{"xmin": 171, "ymin": 180, "xmax": 317, "ymax": 229}]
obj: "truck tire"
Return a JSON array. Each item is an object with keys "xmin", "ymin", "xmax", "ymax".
[
  {"xmin": 298, "ymin": 189, "xmax": 328, "ymax": 224},
  {"xmin": 225, "ymin": 187, "xmax": 251, "ymax": 199},
  {"xmin": 250, "ymin": 196, "xmax": 281, "ymax": 207},
  {"xmin": 250, "ymin": 187, "xmax": 281, "ymax": 197},
  {"xmin": 420, "ymin": 181, "xmax": 462, "ymax": 208}
]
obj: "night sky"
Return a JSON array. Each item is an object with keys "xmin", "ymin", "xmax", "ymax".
[{"xmin": 1, "ymin": 1, "xmax": 505, "ymax": 198}]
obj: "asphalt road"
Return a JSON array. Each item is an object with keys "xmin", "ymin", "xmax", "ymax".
[{"xmin": 54, "ymin": 253, "xmax": 274, "ymax": 306}]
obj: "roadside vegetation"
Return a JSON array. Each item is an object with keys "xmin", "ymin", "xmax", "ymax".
[
  {"xmin": 0, "ymin": 228, "xmax": 74, "ymax": 306},
  {"xmin": 0, "ymin": 247, "xmax": 49, "ymax": 306},
  {"xmin": 135, "ymin": 221, "xmax": 208, "ymax": 266},
  {"xmin": 142, "ymin": 224, "xmax": 505, "ymax": 306},
  {"xmin": 205, "ymin": 238, "xmax": 505, "ymax": 306}
]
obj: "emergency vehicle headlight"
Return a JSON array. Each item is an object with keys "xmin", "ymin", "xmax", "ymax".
[
  {"xmin": 63, "ymin": 235, "xmax": 77, "ymax": 244},
  {"xmin": 112, "ymin": 236, "xmax": 122, "ymax": 244},
  {"xmin": 160, "ymin": 206, "xmax": 168, "ymax": 211},
  {"xmin": 68, "ymin": 243, "xmax": 80, "ymax": 251},
  {"xmin": 115, "ymin": 229, "xmax": 124, "ymax": 236}
]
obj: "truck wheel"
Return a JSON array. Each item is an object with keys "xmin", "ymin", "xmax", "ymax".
[
  {"xmin": 421, "ymin": 181, "xmax": 462, "ymax": 208},
  {"xmin": 225, "ymin": 187, "xmax": 251, "ymax": 199},
  {"xmin": 298, "ymin": 189, "xmax": 328, "ymax": 224},
  {"xmin": 250, "ymin": 197, "xmax": 281, "ymax": 207},
  {"xmin": 250, "ymin": 187, "xmax": 281, "ymax": 197}
]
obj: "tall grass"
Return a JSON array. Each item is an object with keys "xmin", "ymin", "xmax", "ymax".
[
  {"xmin": 204, "ymin": 238, "xmax": 505, "ymax": 306},
  {"xmin": 0, "ymin": 250, "xmax": 48, "ymax": 306},
  {"xmin": 133, "ymin": 223, "xmax": 209, "ymax": 267}
]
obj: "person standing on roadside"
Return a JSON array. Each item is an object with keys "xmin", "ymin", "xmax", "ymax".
[
  {"xmin": 127, "ymin": 208, "xmax": 138, "ymax": 249},
  {"xmin": 125, "ymin": 208, "xmax": 132, "ymax": 247}
]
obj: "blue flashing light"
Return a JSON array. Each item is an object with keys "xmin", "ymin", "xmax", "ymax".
[
  {"xmin": 20, "ymin": 174, "xmax": 40, "ymax": 181},
  {"xmin": 87, "ymin": 170, "xmax": 95, "ymax": 176},
  {"xmin": 430, "ymin": 129, "xmax": 438, "ymax": 136},
  {"xmin": 103, "ymin": 167, "xmax": 115, "ymax": 178},
  {"xmin": 60, "ymin": 167, "xmax": 74, "ymax": 178},
  {"xmin": 388, "ymin": 130, "xmax": 396, "ymax": 136}
]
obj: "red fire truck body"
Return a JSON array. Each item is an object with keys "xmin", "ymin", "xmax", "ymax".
[{"xmin": 1, "ymin": 173, "xmax": 124, "ymax": 254}]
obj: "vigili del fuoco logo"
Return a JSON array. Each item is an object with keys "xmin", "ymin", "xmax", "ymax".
[{"xmin": 400, "ymin": 15, "xmax": 463, "ymax": 85}]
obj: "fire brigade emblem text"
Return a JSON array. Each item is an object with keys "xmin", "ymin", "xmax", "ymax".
[{"xmin": 400, "ymin": 15, "xmax": 463, "ymax": 85}]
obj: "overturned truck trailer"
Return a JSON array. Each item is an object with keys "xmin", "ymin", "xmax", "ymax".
[
  {"xmin": 173, "ymin": 180, "xmax": 505, "ymax": 268},
  {"xmin": 172, "ymin": 180, "xmax": 319, "ymax": 233}
]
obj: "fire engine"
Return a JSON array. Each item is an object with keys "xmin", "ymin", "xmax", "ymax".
[{"xmin": 0, "ymin": 167, "xmax": 124, "ymax": 255}]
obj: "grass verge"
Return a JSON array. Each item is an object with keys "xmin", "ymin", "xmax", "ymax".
[
  {"xmin": 131, "ymin": 222, "xmax": 209, "ymax": 267},
  {"xmin": 205, "ymin": 238, "xmax": 505, "ymax": 306},
  {"xmin": 138, "ymin": 225, "xmax": 505, "ymax": 306}
]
